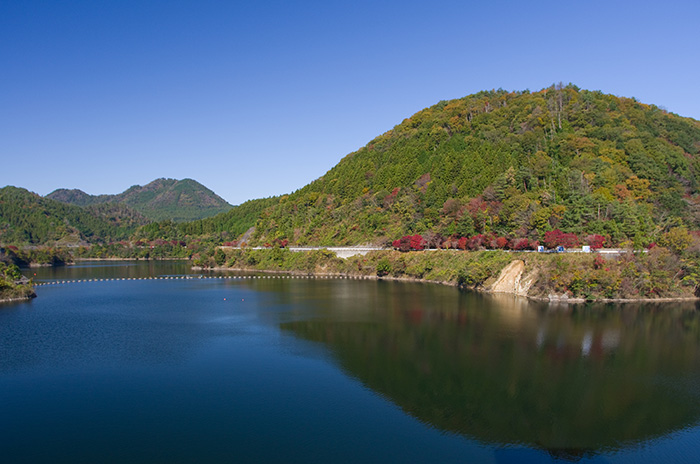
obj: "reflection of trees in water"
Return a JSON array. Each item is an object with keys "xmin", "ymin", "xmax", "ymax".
[
  {"xmin": 29, "ymin": 260, "xmax": 194, "ymax": 281},
  {"xmin": 280, "ymin": 285, "xmax": 700, "ymax": 454}
]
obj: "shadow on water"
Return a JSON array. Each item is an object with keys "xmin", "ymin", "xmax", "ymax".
[{"xmin": 244, "ymin": 279, "xmax": 700, "ymax": 457}]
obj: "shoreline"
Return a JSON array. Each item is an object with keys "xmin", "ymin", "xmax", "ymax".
[
  {"xmin": 194, "ymin": 265, "xmax": 700, "ymax": 304},
  {"xmin": 527, "ymin": 295, "xmax": 700, "ymax": 304},
  {"xmin": 195, "ymin": 265, "xmax": 459, "ymax": 287},
  {"xmin": 73, "ymin": 257, "xmax": 188, "ymax": 262},
  {"xmin": 0, "ymin": 294, "xmax": 36, "ymax": 304},
  {"xmin": 18, "ymin": 255, "xmax": 699, "ymax": 304}
]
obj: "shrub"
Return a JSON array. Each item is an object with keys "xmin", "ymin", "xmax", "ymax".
[
  {"xmin": 593, "ymin": 255, "xmax": 605, "ymax": 270},
  {"xmin": 376, "ymin": 258, "xmax": 392, "ymax": 277},
  {"xmin": 495, "ymin": 236, "xmax": 509, "ymax": 249},
  {"xmin": 466, "ymin": 234, "xmax": 487, "ymax": 250},
  {"xmin": 393, "ymin": 235, "xmax": 426, "ymax": 251},
  {"xmin": 658, "ymin": 227, "xmax": 692, "ymax": 254},
  {"xmin": 410, "ymin": 234, "xmax": 426, "ymax": 251},
  {"xmin": 511, "ymin": 238, "xmax": 530, "ymax": 250}
]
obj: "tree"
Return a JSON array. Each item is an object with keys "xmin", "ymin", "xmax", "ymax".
[
  {"xmin": 544, "ymin": 229, "xmax": 579, "ymax": 249},
  {"xmin": 585, "ymin": 234, "xmax": 606, "ymax": 250},
  {"xmin": 659, "ymin": 227, "xmax": 692, "ymax": 254},
  {"xmin": 410, "ymin": 234, "xmax": 426, "ymax": 251},
  {"xmin": 455, "ymin": 213, "xmax": 475, "ymax": 238}
]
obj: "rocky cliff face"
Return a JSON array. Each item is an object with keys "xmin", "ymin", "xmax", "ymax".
[{"xmin": 488, "ymin": 260, "xmax": 536, "ymax": 297}]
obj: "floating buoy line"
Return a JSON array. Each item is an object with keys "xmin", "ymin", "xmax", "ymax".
[{"xmin": 33, "ymin": 274, "xmax": 372, "ymax": 287}]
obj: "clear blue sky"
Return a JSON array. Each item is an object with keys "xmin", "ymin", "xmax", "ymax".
[{"xmin": 2, "ymin": 0, "xmax": 699, "ymax": 205}]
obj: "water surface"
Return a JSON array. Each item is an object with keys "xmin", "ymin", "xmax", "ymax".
[{"xmin": 2, "ymin": 261, "xmax": 700, "ymax": 463}]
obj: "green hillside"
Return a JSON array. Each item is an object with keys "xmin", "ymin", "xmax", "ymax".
[
  {"xmin": 248, "ymin": 85, "xmax": 700, "ymax": 247},
  {"xmin": 45, "ymin": 188, "xmax": 112, "ymax": 206},
  {"xmin": 133, "ymin": 196, "xmax": 279, "ymax": 243},
  {"xmin": 47, "ymin": 178, "xmax": 232, "ymax": 222},
  {"xmin": 0, "ymin": 187, "xmax": 141, "ymax": 245}
]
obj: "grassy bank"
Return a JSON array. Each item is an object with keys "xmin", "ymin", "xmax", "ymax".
[{"xmin": 197, "ymin": 247, "xmax": 699, "ymax": 301}]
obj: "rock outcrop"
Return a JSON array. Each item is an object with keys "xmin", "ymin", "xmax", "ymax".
[{"xmin": 488, "ymin": 260, "xmax": 536, "ymax": 297}]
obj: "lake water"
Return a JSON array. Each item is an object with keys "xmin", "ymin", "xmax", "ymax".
[{"xmin": 2, "ymin": 261, "xmax": 700, "ymax": 463}]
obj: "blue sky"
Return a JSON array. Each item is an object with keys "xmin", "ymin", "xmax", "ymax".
[{"xmin": 2, "ymin": 0, "xmax": 699, "ymax": 205}]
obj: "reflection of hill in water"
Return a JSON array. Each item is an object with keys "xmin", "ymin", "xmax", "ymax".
[{"xmin": 280, "ymin": 288, "xmax": 700, "ymax": 454}]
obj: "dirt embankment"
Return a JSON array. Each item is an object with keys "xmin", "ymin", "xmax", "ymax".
[{"xmin": 488, "ymin": 260, "xmax": 532, "ymax": 296}]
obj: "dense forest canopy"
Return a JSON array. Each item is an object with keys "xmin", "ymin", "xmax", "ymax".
[
  {"xmin": 248, "ymin": 85, "xmax": 700, "ymax": 247},
  {"xmin": 0, "ymin": 186, "xmax": 142, "ymax": 245},
  {"xmin": 0, "ymin": 185, "xmax": 270, "ymax": 247}
]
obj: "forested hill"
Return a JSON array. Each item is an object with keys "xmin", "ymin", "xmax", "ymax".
[
  {"xmin": 0, "ymin": 186, "xmax": 146, "ymax": 245},
  {"xmin": 248, "ymin": 85, "xmax": 700, "ymax": 247},
  {"xmin": 133, "ymin": 196, "xmax": 279, "ymax": 244},
  {"xmin": 47, "ymin": 178, "xmax": 232, "ymax": 222}
]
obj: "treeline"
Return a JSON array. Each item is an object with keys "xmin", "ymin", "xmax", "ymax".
[
  {"xmin": 132, "ymin": 196, "xmax": 279, "ymax": 242},
  {"xmin": 1, "ymin": 245, "xmax": 72, "ymax": 266},
  {"xmin": 72, "ymin": 240, "xmax": 215, "ymax": 260},
  {"xmin": 391, "ymin": 226, "xmax": 694, "ymax": 253}
]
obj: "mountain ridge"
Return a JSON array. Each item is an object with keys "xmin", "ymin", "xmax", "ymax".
[{"xmin": 47, "ymin": 178, "xmax": 232, "ymax": 222}]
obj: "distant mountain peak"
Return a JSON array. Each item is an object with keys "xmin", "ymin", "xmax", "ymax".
[{"xmin": 46, "ymin": 178, "xmax": 232, "ymax": 222}]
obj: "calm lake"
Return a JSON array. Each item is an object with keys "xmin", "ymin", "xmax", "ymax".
[{"xmin": 2, "ymin": 261, "xmax": 700, "ymax": 463}]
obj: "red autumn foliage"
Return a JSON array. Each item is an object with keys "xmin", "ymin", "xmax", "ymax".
[
  {"xmin": 543, "ymin": 229, "xmax": 579, "ymax": 249},
  {"xmin": 393, "ymin": 233, "xmax": 541, "ymax": 252},
  {"xmin": 466, "ymin": 234, "xmax": 488, "ymax": 250},
  {"xmin": 466, "ymin": 196, "xmax": 489, "ymax": 216},
  {"xmin": 593, "ymin": 255, "xmax": 606, "ymax": 270},
  {"xmin": 409, "ymin": 234, "xmax": 426, "ymax": 251},
  {"xmin": 393, "ymin": 235, "xmax": 426, "ymax": 251},
  {"xmin": 393, "ymin": 236, "xmax": 412, "ymax": 252},
  {"xmin": 511, "ymin": 238, "xmax": 530, "ymax": 250},
  {"xmin": 457, "ymin": 237, "xmax": 468, "ymax": 250},
  {"xmin": 383, "ymin": 187, "xmax": 401, "ymax": 208},
  {"xmin": 585, "ymin": 234, "xmax": 606, "ymax": 250}
]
